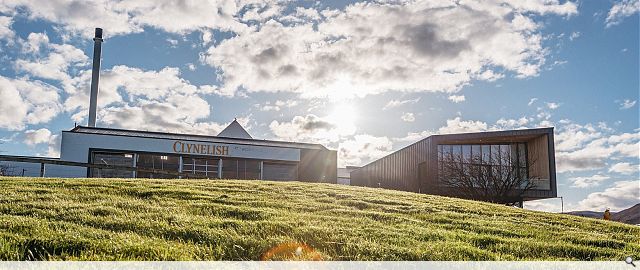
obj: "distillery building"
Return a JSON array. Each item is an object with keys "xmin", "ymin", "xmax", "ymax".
[
  {"xmin": 57, "ymin": 120, "xmax": 337, "ymax": 182},
  {"xmin": 350, "ymin": 128, "xmax": 557, "ymax": 203},
  {"xmin": 0, "ymin": 120, "xmax": 337, "ymax": 182}
]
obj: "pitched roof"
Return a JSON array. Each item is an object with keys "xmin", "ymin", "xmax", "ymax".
[{"xmin": 217, "ymin": 119, "xmax": 252, "ymax": 139}]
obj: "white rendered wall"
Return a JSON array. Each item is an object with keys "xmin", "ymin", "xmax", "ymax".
[{"xmin": 60, "ymin": 132, "xmax": 301, "ymax": 163}]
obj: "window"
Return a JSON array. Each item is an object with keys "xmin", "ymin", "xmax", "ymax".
[
  {"xmin": 183, "ymin": 157, "xmax": 219, "ymax": 178},
  {"xmin": 137, "ymin": 154, "xmax": 180, "ymax": 178},
  {"xmin": 91, "ymin": 152, "xmax": 135, "ymax": 178},
  {"xmin": 437, "ymin": 143, "xmax": 529, "ymax": 185}
]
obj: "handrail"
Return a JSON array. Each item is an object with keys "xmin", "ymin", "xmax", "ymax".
[{"xmin": 0, "ymin": 155, "xmax": 203, "ymax": 178}]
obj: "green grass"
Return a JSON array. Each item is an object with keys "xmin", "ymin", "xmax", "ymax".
[{"xmin": 0, "ymin": 177, "xmax": 638, "ymax": 260}]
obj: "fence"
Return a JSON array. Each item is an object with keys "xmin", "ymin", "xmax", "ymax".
[{"xmin": 0, "ymin": 155, "xmax": 203, "ymax": 178}]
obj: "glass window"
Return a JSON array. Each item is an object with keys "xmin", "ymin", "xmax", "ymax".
[
  {"xmin": 244, "ymin": 160, "xmax": 261, "ymax": 179},
  {"xmin": 518, "ymin": 143, "xmax": 527, "ymax": 168},
  {"xmin": 490, "ymin": 145, "xmax": 500, "ymax": 165},
  {"xmin": 443, "ymin": 145, "xmax": 452, "ymax": 161},
  {"xmin": 183, "ymin": 157, "xmax": 219, "ymax": 178},
  {"xmin": 462, "ymin": 145, "xmax": 471, "ymax": 163},
  {"xmin": 500, "ymin": 145, "xmax": 511, "ymax": 166},
  {"xmin": 91, "ymin": 152, "xmax": 135, "ymax": 178},
  {"xmin": 137, "ymin": 154, "xmax": 180, "ymax": 178},
  {"xmin": 481, "ymin": 145, "xmax": 490, "ymax": 164},
  {"xmin": 437, "ymin": 143, "xmax": 529, "ymax": 186},
  {"xmin": 452, "ymin": 145, "xmax": 462, "ymax": 162},
  {"xmin": 471, "ymin": 145, "xmax": 481, "ymax": 164},
  {"xmin": 222, "ymin": 158, "xmax": 238, "ymax": 179}
]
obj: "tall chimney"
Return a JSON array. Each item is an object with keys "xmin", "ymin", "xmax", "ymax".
[{"xmin": 88, "ymin": 28, "xmax": 103, "ymax": 127}]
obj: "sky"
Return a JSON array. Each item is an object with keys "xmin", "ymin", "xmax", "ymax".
[{"xmin": 0, "ymin": 0, "xmax": 638, "ymax": 213}]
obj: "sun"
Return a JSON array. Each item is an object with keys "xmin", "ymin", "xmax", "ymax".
[{"xmin": 326, "ymin": 103, "xmax": 358, "ymax": 136}]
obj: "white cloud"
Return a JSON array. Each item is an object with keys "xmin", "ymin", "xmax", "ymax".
[
  {"xmin": 606, "ymin": 0, "xmax": 640, "ymax": 27},
  {"xmin": 555, "ymin": 122, "xmax": 640, "ymax": 173},
  {"xmin": 475, "ymin": 70, "xmax": 504, "ymax": 82},
  {"xmin": 554, "ymin": 123, "xmax": 601, "ymax": 152},
  {"xmin": 338, "ymin": 134, "xmax": 393, "ymax": 167},
  {"xmin": 528, "ymin": 97, "xmax": 538, "ymax": 106},
  {"xmin": 578, "ymin": 180, "xmax": 640, "ymax": 212},
  {"xmin": 495, "ymin": 117, "xmax": 530, "ymax": 130},
  {"xmin": 448, "ymin": 95, "xmax": 466, "ymax": 103},
  {"xmin": 257, "ymin": 99, "xmax": 298, "ymax": 111},
  {"xmin": 201, "ymin": 30, "xmax": 213, "ymax": 46},
  {"xmin": 569, "ymin": 31, "xmax": 580, "ymax": 41},
  {"xmin": 0, "ymin": 15, "xmax": 14, "ymax": 41},
  {"xmin": 546, "ymin": 102, "xmax": 561, "ymax": 110},
  {"xmin": 618, "ymin": 99, "xmax": 637, "ymax": 110},
  {"xmin": 46, "ymin": 134, "xmax": 61, "ymax": 157},
  {"xmin": 23, "ymin": 128, "xmax": 52, "ymax": 145},
  {"xmin": 0, "ymin": 76, "xmax": 61, "ymax": 130},
  {"xmin": 2, "ymin": 0, "xmax": 250, "ymax": 37},
  {"xmin": 14, "ymin": 33, "xmax": 89, "ymax": 83},
  {"xmin": 203, "ymin": 1, "xmax": 577, "ymax": 98},
  {"xmin": 609, "ymin": 162, "xmax": 638, "ymax": 175},
  {"xmin": 570, "ymin": 174, "xmax": 610, "ymax": 188},
  {"xmin": 401, "ymin": 112, "xmax": 415, "ymax": 122},
  {"xmin": 383, "ymin": 97, "xmax": 420, "ymax": 110},
  {"xmin": 438, "ymin": 117, "xmax": 488, "ymax": 134},
  {"xmin": 269, "ymin": 114, "xmax": 342, "ymax": 144},
  {"xmin": 63, "ymin": 65, "xmax": 226, "ymax": 134},
  {"xmin": 394, "ymin": 130, "xmax": 434, "ymax": 143}
]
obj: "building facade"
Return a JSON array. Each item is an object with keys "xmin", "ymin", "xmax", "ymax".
[
  {"xmin": 350, "ymin": 128, "xmax": 557, "ymax": 203},
  {"xmin": 1, "ymin": 120, "xmax": 337, "ymax": 183}
]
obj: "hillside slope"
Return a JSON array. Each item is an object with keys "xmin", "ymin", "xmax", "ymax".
[
  {"xmin": 614, "ymin": 204, "xmax": 640, "ymax": 225},
  {"xmin": 0, "ymin": 177, "xmax": 638, "ymax": 260},
  {"xmin": 567, "ymin": 204, "xmax": 640, "ymax": 225}
]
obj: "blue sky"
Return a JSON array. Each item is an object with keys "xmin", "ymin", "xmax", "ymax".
[{"xmin": 0, "ymin": 0, "xmax": 638, "ymax": 212}]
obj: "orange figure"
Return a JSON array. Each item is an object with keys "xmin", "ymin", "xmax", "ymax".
[{"xmin": 603, "ymin": 208, "xmax": 611, "ymax": 221}]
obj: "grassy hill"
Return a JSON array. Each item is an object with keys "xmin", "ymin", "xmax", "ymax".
[{"xmin": 0, "ymin": 177, "xmax": 638, "ymax": 260}]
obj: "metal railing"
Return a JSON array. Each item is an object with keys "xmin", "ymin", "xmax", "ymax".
[{"xmin": 0, "ymin": 155, "xmax": 203, "ymax": 178}]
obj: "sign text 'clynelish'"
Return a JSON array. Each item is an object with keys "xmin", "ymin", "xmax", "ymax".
[{"xmin": 172, "ymin": 141, "xmax": 229, "ymax": 156}]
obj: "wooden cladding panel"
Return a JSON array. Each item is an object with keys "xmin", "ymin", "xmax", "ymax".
[{"xmin": 527, "ymin": 135, "xmax": 551, "ymax": 190}]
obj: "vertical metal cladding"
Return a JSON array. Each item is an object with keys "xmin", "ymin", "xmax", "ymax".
[{"xmin": 350, "ymin": 137, "xmax": 432, "ymax": 193}]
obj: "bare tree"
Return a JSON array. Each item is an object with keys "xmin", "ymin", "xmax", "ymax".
[{"xmin": 438, "ymin": 146, "xmax": 538, "ymax": 204}]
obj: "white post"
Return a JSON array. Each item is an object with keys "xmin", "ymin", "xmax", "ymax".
[
  {"xmin": 259, "ymin": 161, "xmax": 264, "ymax": 180},
  {"xmin": 132, "ymin": 153, "xmax": 137, "ymax": 178},
  {"xmin": 218, "ymin": 158, "xmax": 223, "ymax": 179},
  {"xmin": 178, "ymin": 156, "xmax": 183, "ymax": 179}
]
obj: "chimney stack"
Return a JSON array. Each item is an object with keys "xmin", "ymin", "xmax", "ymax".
[{"xmin": 88, "ymin": 28, "xmax": 103, "ymax": 127}]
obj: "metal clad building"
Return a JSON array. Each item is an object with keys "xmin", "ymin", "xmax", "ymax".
[{"xmin": 350, "ymin": 128, "xmax": 557, "ymax": 202}]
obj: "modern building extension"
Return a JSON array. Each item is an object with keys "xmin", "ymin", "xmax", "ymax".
[{"xmin": 350, "ymin": 128, "xmax": 557, "ymax": 204}]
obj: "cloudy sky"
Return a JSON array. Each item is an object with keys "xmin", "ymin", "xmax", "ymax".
[{"xmin": 0, "ymin": 0, "xmax": 638, "ymax": 212}]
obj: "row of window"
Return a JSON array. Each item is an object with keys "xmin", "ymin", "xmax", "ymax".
[
  {"xmin": 437, "ymin": 143, "xmax": 527, "ymax": 167},
  {"xmin": 437, "ymin": 143, "xmax": 529, "ymax": 182},
  {"xmin": 91, "ymin": 152, "xmax": 290, "ymax": 180}
]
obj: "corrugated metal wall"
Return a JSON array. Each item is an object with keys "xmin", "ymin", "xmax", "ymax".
[{"xmin": 351, "ymin": 137, "xmax": 432, "ymax": 193}]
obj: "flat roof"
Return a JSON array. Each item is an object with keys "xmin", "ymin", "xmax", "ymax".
[
  {"xmin": 353, "ymin": 127, "xmax": 554, "ymax": 169},
  {"xmin": 67, "ymin": 126, "xmax": 330, "ymax": 151}
]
